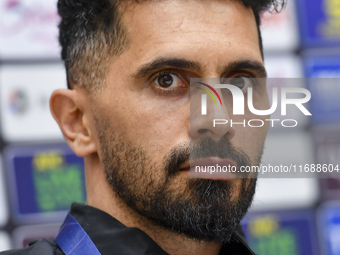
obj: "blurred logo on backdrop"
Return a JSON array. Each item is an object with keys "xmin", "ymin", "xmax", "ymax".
[
  {"xmin": 242, "ymin": 211, "xmax": 317, "ymax": 255},
  {"xmin": 32, "ymin": 150, "xmax": 85, "ymax": 212},
  {"xmin": 248, "ymin": 215, "xmax": 299, "ymax": 254},
  {"xmin": 7, "ymin": 88, "xmax": 50, "ymax": 116},
  {"xmin": 297, "ymin": 0, "xmax": 340, "ymax": 46},
  {"xmin": 4, "ymin": 144, "xmax": 86, "ymax": 224},
  {"xmin": 0, "ymin": 0, "xmax": 60, "ymax": 58},
  {"xmin": 8, "ymin": 89, "xmax": 28, "ymax": 115},
  {"xmin": 322, "ymin": 0, "xmax": 340, "ymax": 37},
  {"xmin": 0, "ymin": 0, "xmax": 59, "ymax": 36},
  {"xmin": 0, "ymin": 64, "xmax": 65, "ymax": 142}
]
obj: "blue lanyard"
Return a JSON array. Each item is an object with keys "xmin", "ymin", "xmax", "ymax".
[{"xmin": 55, "ymin": 213, "xmax": 101, "ymax": 255}]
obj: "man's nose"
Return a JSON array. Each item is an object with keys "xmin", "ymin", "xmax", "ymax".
[{"xmin": 190, "ymin": 89, "xmax": 235, "ymax": 141}]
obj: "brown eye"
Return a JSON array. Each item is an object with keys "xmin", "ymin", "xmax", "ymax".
[
  {"xmin": 157, "ymin": 74, "xmax": 174, "ymax": 88},
  {"xmin": 230, "ymin": 77, "xmax": 245, "ymax": 89},
  {"xmin": 225, "ymin": 76, "xmax": 254, "ymax": 92}
]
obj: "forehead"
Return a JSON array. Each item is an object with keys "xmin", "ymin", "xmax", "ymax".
[{"xmin": 120, "ymin": 0, "xmax": 262, "ymax": 72}]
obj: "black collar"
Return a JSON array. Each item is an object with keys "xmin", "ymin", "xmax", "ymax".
[{"xmin": 70, "ymin": 203, "xmax": 256, "ymax": 255}]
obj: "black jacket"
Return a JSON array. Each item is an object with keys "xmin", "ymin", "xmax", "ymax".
[{"xmin": 0, "ymin": 203, "xmax": 256, "ymax": 255}]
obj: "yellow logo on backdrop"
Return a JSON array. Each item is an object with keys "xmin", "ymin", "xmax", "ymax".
[
  {"xmin": 321, "ymin": 0, "xmax": 340, "ymax": 36},
  {"xmin": 248, "ymin": 215, "xmax": 279, "ymax": 237},
  {"xmin": 33, "ymin": 151, "xmax": 64, "ymax": 171},
  {"xmin": 326, "ymin": 0, "xmax": 340, "ymax": 19}
]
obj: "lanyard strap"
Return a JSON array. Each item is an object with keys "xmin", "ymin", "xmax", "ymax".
[{"xmin": 55, "ymin": 213, "xmax": 101, "ymax": 255}]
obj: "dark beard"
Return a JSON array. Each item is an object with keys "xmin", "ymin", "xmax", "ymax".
[
  {"xmin": 133, "ymin": 177, "xmax": 257, "ymax": 243},
  {"xmin": 96, "ymin": 117, "xmax": 258, "ymax": 243}
]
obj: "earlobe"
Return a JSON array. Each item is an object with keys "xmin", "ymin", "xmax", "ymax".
[{"xmin": 50, "ymin": 89, "xmax": 97, "ymax": 157}]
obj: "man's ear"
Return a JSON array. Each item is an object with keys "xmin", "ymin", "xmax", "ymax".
[{"xmin": 50, "ymin": 89, "xmax": 97, "ymax": 157}]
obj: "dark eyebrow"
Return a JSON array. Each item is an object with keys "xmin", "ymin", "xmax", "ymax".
[
  {"xmin": 223, "ymin": 60, "xmax": 267, "ymax": 78},
  {"xmin": 131, "ymin": 57, "xmax": 204, "ymax": 79},
  {"xmin": 131, "ymin": 58, "xmax": 267, "ymax": 79}
]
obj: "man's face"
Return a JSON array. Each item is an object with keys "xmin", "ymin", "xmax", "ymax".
[{"xmin": 91, "ymin": 0, "xmax": 269, "ymax": 243}]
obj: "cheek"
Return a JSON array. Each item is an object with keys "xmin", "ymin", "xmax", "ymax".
[
  {"xmin": 137, "ymin": 102, "xmax": 189, "ymax": 153},
  {"xmin": 101, "ymin": 88, "xmax": 189, "ymax": 160},
  {"xmin": 232, "ymin": 101, "xmax": 269, "ymax": 164},
  {"xmin": 232, "ymin": 127, "xmax": 267, "ymax": 166}
]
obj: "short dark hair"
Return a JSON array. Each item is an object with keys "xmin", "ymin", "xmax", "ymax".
[{"xmin": 57, "ymin": 0, "xmax": 286, "ymax": 91}]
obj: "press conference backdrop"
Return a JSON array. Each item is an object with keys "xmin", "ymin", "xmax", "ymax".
[{"xmin": 0, "ymin": 0, "xmax": 339, "ymax": 254}]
